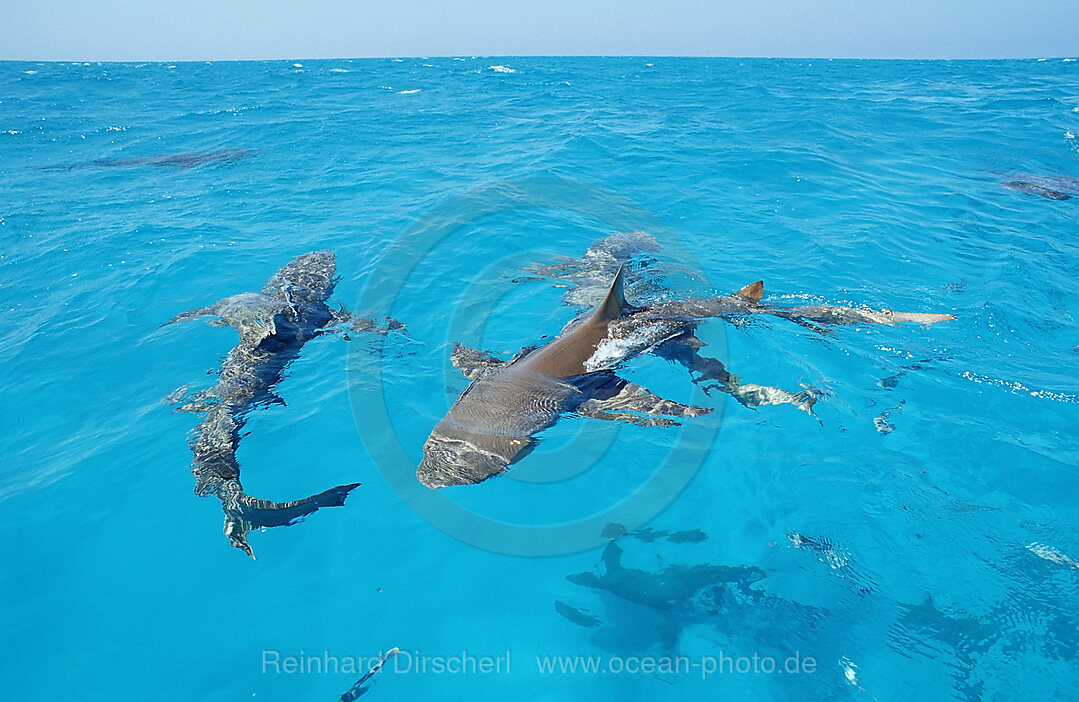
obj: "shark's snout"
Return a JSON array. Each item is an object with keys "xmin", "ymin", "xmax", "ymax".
[
  {"xmin": 263, "ymin": 250, "xmax": 339, "ymax": 304},
  {"xmin": 417, "ymin": 433, "xmax": 511, "ymax": 489}
]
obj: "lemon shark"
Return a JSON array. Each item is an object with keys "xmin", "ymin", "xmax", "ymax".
[
  {"xmin": 999, "ymin": 174, "xmax": 1079, "ymax": 201},
  {"xmin": 45, "ymin": 148, "xmax": 259, "ymax": 171},
  {"xmin": 418, "ymin": 260, "xmax": 954, "ymax": 489},
  {"xmin": 166, "ymin": 250, "xmax": 399, "ymax": 557}
]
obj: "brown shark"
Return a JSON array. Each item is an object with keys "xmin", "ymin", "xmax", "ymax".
[{"xmin": 418, "ymin": 262, "xmax": 955, "ymax": 489}]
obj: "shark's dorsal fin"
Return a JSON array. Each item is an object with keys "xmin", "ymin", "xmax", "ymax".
[
  {"xmin": 590, "ymin": 265, "xmax": 627, "ymax": 323},
  {"xmin": 735, "ymin": 280, "xmax": 764, "ymax": 302}
]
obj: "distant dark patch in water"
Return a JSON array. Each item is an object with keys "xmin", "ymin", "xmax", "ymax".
[
  {"xmin": 602, "ymin": 522, "xmax": 706, "ymax": 544},
  {"xmin": 999, "ymin": 175, "xmax": 1079, "ymax": 201},
  {"xmin": 873, "ymin": 400, "xmax": 904, "ymax": 435},
  {"xmin": 338, "ymin": 648, "xmax": 398, "ymax": 702},
  {"xmin": 878, "ymin": 374, "xmax": 900, "ymax": 389},
  {"xmin": 1001, "ymin": 180, "xmax": 1070, "ymax": 200},
  {"xmin": 631, "ymin": 527, "xmax": 667, "ymax": 543},
  {"xmin": 600, "ymin": 522, "xmax": 628, "ymax": 539},
  {"xmin": 43, "ymin": 148, "xmax": 259, "ymax": 171},
  {"xmin": 788, "ymin": 531, "xmax": 877, "ymax": 595},
  {"xmin": 555, "ymin": 600, "xmax": 602, "ymax": 628},
  {"xmin": 667, "ymin": 528, "xmax": 708, "ymax": 544}
]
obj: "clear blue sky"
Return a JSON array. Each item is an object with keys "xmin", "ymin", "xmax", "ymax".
[{"xmin": 3, "ymin": 0, "xmax": 1076, "ymax": 61}]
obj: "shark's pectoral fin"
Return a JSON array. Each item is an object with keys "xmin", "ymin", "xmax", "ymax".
[
  {"xmin": 326, "ymin": 307, "xmax": 407, "ymax": 337},
  {"xmin": 451, "ymin": 343, "xmax": 508, "ymax": 380},
  {"xmin": 577, "ymin": 407, "xmax": 681, "ymax": 427},
  {"xmin": 654, "ymin": 331, "xmax": 730, "ymax": 385},
  {"xmin": 164, "ymin": 303, "xmax": 223, "ymax": 326},
  {"xmin": 577, "ymin": 376, "xmax": 711, "ymax": 426},
  {"xmin": 165, "ymin": 385, "xmax": 219, "ymax": 413},
  {"xmin": 757, "ymin": 304, "xmax": 956, "ymax": 327},
  {"xmin": 166, "ymin": 293, "xmax": 288, "ymax": 348},
  {"xmin": 654, "ymin": 331, "xmax": 819, "ymax": 414},
  {"xmin": 724, "ymin": 375, "xmax": 820, "ymax": 415}
]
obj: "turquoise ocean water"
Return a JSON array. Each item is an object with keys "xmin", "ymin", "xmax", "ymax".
[{"xmin": 2, "ymin": 57, "xmax": 1078, "ymax": 700}]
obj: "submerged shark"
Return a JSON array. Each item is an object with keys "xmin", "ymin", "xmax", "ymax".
[
  {"xmin": 999, "ymin": 175, "xmax": 1079, "ymax": 201},
  {"xmin": 44, "ymin": 148, "xmax": 259, "ymax": 171},
  {"xmin": 166, "ymin": 250, "xmax": 398, "ymax": 557},
  {"xmin": 419, "ymin": 240, "xmax": 955, "ymax": 489}
]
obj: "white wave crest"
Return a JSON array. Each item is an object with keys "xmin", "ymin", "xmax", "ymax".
[
  {"xmin": 1028, "ymin": 542, "xmax": 1079, "ymax": 569},
  {"xmin": 489, "ymin": 65, "xmax": 516, "ymax": 73}
]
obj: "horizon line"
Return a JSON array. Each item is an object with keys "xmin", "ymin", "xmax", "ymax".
[{"xmin": 3, "ymin": 54, "xmax": 1077, "ymax": 64}]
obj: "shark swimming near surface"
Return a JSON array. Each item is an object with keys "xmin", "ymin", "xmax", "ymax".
[
  {"xmin": 418, "ymin": 234, "xmax": 955, "ymax": 489},
  {"xmin": 999, "ymin": 174, "xmax": 1079, "ymax": 201},
  {"xmin": 43, "ymin": 148, "xmax": 259, "ymax": 171},
  {"xmin": 165, "ymin": 250, "xmax": 400, "ymax": 557}
]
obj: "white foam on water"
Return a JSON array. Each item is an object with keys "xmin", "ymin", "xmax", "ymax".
[
  {"xmin": 585, "ymin": 321, "xmax": 675, "ymax": 372},
  {"xmin": 330, "ymin": 68, "xmax": 348, "ymax": 73},
  {"xmin": 293, "ymin": 63, "xmax": 303, "ymax": 68},
  {"xmin": 489, "ymin": 65, "xmax": 516, "ymax": 73},
  {"xmin": 398, "ymin": 89, "xmax": 421, "ymax": 94},
  {"xmin": 23, "ymin": 70, "xmax": 37, "ymax": 75},
  {"xmin": 1028, "ymin": 542, "xmax": 1079, "ymax": 569},
  {"xmin": 958, "ymin": 370, "xmax": 1079, "ymax": 404}
]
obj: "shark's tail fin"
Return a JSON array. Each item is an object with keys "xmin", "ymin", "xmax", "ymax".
[
  {"xmin": 591, "ymin": 264, "xmax": 628, "ymax": 323},
  {"xmin": 223, "ymin": 482, "xmax": 361, "ymax": 558}
]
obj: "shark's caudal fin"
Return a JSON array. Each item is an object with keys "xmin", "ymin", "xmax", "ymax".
[
  {"xmin": 590, "ymin": 264, "xmax": 628, "ymax": 323},
  {"xmin": 224, "ymin": 482, "xmax": 361, "ymax": 558},
  {"xmin": 735, "ymin": 280, "xmax": 764, "ymax": 302}
]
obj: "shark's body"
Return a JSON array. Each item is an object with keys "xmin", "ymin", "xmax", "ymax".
[
  {"xmin": 1000, "ymin": 175, "xmax": 1079, "ymax": 201},
  {"xmin": 45, "ymin": 148, "xmax": 258, "ymax": 171},
  {"xmin": 167, "ymin": 251, "xmax": 393, "ymax": 557},
  {"xmin": 419, "ymin": 237, "xmax": 955, "ymax": 489}
]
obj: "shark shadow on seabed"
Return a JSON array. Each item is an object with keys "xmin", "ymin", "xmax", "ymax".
[
  {"xmin": 887, "ymin": 541, "xmax": 1079, "ymax": 701},
  {"xmin": 417, "ymin": 232, "xmax": 956, "ymax": 489},
  {"xmin": 163, "ymin": 250, "xmax": 403, "ymax": 558},
  {"xmin": 557, "ymin": 528, "xmax": 857, "ymax": 697}
]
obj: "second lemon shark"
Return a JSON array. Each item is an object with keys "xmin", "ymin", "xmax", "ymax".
[{"xmin": 419, "ymin": 259, "xmax": 954, "ymax": 489}]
